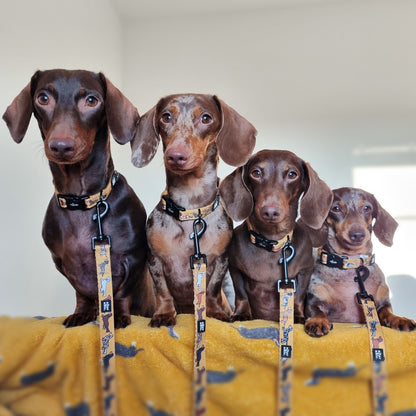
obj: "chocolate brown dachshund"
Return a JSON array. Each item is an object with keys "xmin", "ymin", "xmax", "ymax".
[
  {"xmin": 3, "ymin": 69, "xmax": 155, "ymax": 328},
  {"xmin": 219, "ymin": 149, "xmax": 333, "ymax": 322},
  {"xmin": 130, "ymin": 94, "xmax": 256, "ymax": 327},
  {"xmin": 305, "ymin": 187, "xmax": 416, "ymax": 337}
]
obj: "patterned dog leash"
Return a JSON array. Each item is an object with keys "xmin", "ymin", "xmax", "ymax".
[
  {"xmin": 355, "ymin": 266, "xmax": 389, "ymax": 416},
  {"xmin": 277, "ymin": 239, "xmax": 296, "ymax": 416},
  {"xmin": 190, "ymin": 215, "xmax": 208, "ymax": 416},
  {"xmin": 92, "ymin": 199, "xmax": 118, "ymax": 416}
]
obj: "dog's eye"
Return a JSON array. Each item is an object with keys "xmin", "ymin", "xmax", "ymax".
[
  {"xmin": 86, "ymin": 95, "xmax": 99, "ymax": 107},
  {"xmin": 86, "ymin": 96, "xmax": 99, "ymax": 107},
  {"xmin": 363, "ymin": 205, "xmax": 372, "ymax": 212},
  {"xmin": 37, "ymin": 93, "xmax": 49, "ymax": 105},
  {"xmin": 287, "ymin": 170, "xmax": 298, "ymax": 179},
  {"xmin": 161, "ymin": 113, "xmax": 172, "ymax": 123},
  {"xmin": 250, "ymin": 168, "xmax": 262, "ymax": 179},
  {"xmin": 331, "ymin": 205, "xmax": 341, "ymax": 212},
  {"xmin": 201, "ymin": 113, "xmax": 213, "ymax": 124}
]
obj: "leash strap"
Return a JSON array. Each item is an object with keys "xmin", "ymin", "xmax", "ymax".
[
  {"xmin": 278, "ymin": 284, "xmax": 295, "ymax": 416},
  {"xmin": 92, "ymin": 201, "xmax": 117, "ymax": 416},
  {"xmin": 356, "ymin": 267, "xmax": 388, "ymax": 416},
  {"xmin": 94, "ymin": 241, "xmax": 117, "ymax": 416},
  {"xmin": 192, "ymin": 260, "xmax": 207, "ymax": 415},
  {"xmin": 277, "ymin": 239, "xmax": 296, "ymax": 416},
  {"xmin": 190, "ymin": 216, "xmax": 208, "ymax": 416}
]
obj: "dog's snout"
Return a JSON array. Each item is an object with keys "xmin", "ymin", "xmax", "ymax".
[
  {"xmin": 260, "ymin": 205, "xmax": 280, "ymax": 222},
  {"xmin": 348, "ymin": 229, "xmax": 365, "ymax": 244},
  {"xmin": 48, "ymin": 138, "xmax": 75, "ymax": 158},
  {"xmin": 165, "ymin": 148, "xmax": 188, "ymax": 168}
]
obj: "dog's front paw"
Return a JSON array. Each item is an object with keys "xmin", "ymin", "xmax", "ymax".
[
  {"xmin": 149, "ymin": 313, "xmax": 177, "ymax": 328},
  {"xmin": 304, "ymin": 317, "xmax": 333, "ymax": 337},
  {"xmin": 63, "ymin": 312, "xmax": 97, "ymax": 328},
  {"xmin": 115, "ymin": 314, "xmax": 131, "ymax": 329},
  {"xmin": 382, "ymin": 315, "xmax": 416, "ymax": 332},
  {"xmin": 210, "ymin": 310, "xmax": 231, "ymax": 322},
  {"xmin": 231, "ymin": 311, "xmax": 252, "ymax": 322}
]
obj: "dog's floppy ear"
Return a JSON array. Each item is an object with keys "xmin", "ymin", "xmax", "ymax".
[
  {"xmin": 299, "ymin": 162, "xmax": 333, "ymax": 230},
  {"xmin": 3, "ymin": 78, "xmax": 36, "ymax": 143},
  {"xmin": 372, "ymin": 196, "xmax": 398, "ymax": 247},
  {"xmin": 130, "ymin": 105, "xmax": 160, "ymax": 168},
  {"xmin": 100, "ymin": 74, "xmax": 140, "ymax": 145},
  {"xmin": 219, "ymin": 166, "xmax": 253, "ymax": 221},
  {"xmin": 213, "ymin": 96, "xmax": 256, "ymax": 167}
]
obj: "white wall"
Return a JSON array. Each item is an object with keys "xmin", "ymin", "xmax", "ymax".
[
  {"xmin": 0, "ymin": 0, "xmax": 123, "ymax": 317},
  {"xmin": 1, "ymin": 0, "xmax": 415, "ymax": 318}
]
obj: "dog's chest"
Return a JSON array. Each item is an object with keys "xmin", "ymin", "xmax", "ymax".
[
  {"xmin": 148, "ymin": 207, "xmax": 231, "ymax": 260},
  {"xmin": 311, "ymin": 264, "xmax": 381, "ymax": 322}
]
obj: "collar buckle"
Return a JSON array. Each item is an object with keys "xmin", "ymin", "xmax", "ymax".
[
  {"xmin": 249, "ymin": 230, "xmax": 278, "ymax": 252},
  {"xmin": 57, "ymin": 194, "xmax": 88, "ymax": 210},
  {"xmin": 320, "ymin": 251, "xmax": 345, "ymax": 269},
  {"xmin": 162, "ymin": 195, "xmax": 185, "ymax": 220}
]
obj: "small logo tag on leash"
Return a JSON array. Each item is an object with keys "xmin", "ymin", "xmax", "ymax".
[
  {"xmin": 101, "ymin": 299, "xmax": 112, "ymax": 313},
  {"xmin": 372, "ymin": 348, "xmax": 385, "ymax": 362},
  {"xmin": 281, "ymin": 345, "xmax": 292, "ymax": 359},
  {"xmin": 197, "ymin": 320, "xmax": 206, "ymax": 333}
]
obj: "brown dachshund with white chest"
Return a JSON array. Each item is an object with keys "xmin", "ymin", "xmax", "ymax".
[
  {"xmin": 219, "ymin": 149, "xmax": 333, "ymax": 322},
  {"xmin": 130, "ymin": 94, "xmax": 256, "ymax": 327},
  {"xmin": 305, "ymin": 187, "xmax": 416, "ymax": 337},
  {"xmin": 3, "ymin": 69, "xmax": 155, "ymax": 328}
]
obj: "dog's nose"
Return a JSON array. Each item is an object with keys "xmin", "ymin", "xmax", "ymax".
[
  {"xmin": 166, "ymin": 149, "xmax": 188, "ymax": 167},
  {"xmin": 261, "ymin": 206, "xmax": 280, "ymax": 222},
  {"xmin": 48, "ymin": 139, "xmax": 75, "ymax": 158},
  {"xmin": 349, "ymin": 229, "xmax": 365, "ymax": 243}
]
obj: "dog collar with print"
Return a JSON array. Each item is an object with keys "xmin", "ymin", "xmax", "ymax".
[
  {"xmin": 318, "ymin": 248, "xmax": 375, "ymax": 270},
  {"xmin": 248, "ymin": 225, "xmax": 294, "ymax": 253},
  {"xmin": 160, "ymin": 191, "xmax": 220, "ymax": 221},
  {"xmin": 56, "ymin": 171, "xmax": 119, "ymax": 210}
]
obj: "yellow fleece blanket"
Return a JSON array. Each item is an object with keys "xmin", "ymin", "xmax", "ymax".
[{"xmin": 0, "ymin": 315, "xmax": 415, "ymax": 416}]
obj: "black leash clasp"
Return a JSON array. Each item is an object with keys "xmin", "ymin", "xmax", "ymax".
[
  {"xmin": 190, "ymin": 214, "xmax": 207, "ymax": 269},
  {"xmin": 91, "ymin": 199, "xmax": 111, "ymax": 250},
  {"xmin": 277, "ymin": 239, "xmax": 296, "ymax": 292},
  {"xmin": 354, "ymin": 265, "xmax": 373, "ymax": 304}
]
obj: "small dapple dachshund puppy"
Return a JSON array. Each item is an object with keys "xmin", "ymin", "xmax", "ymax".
[
  {"xmin": 3, "ymin": 69, "xmax": 155, "ymax": 328},
  {"xmin": 130, "ymin": 94, "xmax": 257, "ymax": 327},
  {"xmin": 305, "ymin": 187, "xmax": 416, "ymax": 337},
  {"xmin": 219, "ymin": 149, "xmax": 333, "ymax": 322}
]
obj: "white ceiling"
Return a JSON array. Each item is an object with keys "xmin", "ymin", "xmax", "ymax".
[{"xmin": 109, "ymin": 0, "xmax": 341, "ymax": 19}]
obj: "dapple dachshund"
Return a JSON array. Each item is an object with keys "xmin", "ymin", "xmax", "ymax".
[
  {"xmin": 3, "ymin": 69, "xmax": 155, "ymax": 328},
  {"xmin": 305, "ymin": 187, "xmax": 416, "ymax": 336},
  {"xmin": 130, "ymin": 94, "xmax": 257, "ymax": 327},
  {"xmin": 219, "ymin": 149, "xmax": 333, "ymax": 322}
]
